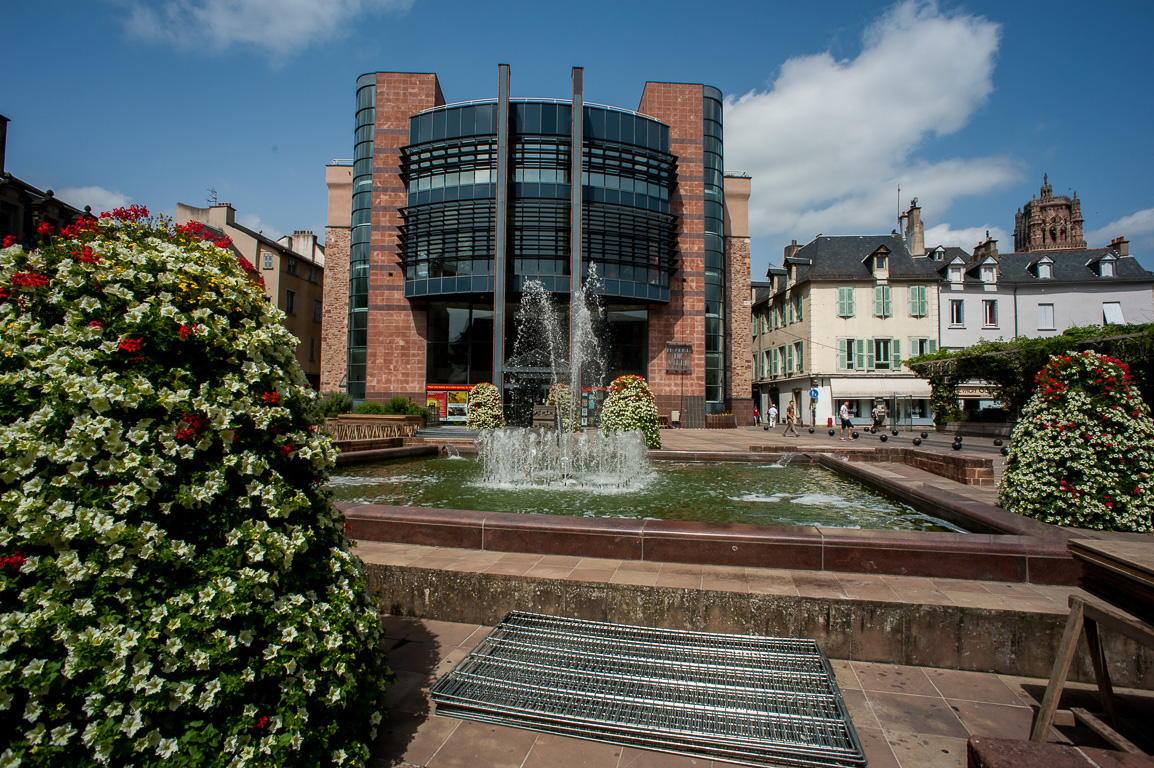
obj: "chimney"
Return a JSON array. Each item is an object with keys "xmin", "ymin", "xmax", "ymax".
[
  {"xmin": 1110, "ymin": 236, "xmax": 1130, "ymax": 257},
  {"xmin": 973, "ymin": 231, "xmax": 998, "ymax": 259},
  {"xmin": 0, "ymin": 114, "xmax": 8, "ymax": 176},
  {"xmin": 783, "ymin": 239, "xmax": 801, "ymax": 261},
  {"xmin": 291, "ymin": 230, "xmax": 316, "ymax": 257},
  {"xmin": 904, "ymin": 199, "xmax": 925, "ymax": 256}
]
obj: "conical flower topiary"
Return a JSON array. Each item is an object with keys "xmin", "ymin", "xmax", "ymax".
[
  {"xmin": 599, "ymin": 375, "xmax": 661, "ymax": 449},
  {"xmin": 0, "ymin": 208, "xmax": 391, "ymax": 767},
  {"xmin": 999, "ymin": 350, "xmax": 1154, "ymax": 531},
  {"xmin": 465, "ymin": 381, "xmax": 504, "ymax": 429}
]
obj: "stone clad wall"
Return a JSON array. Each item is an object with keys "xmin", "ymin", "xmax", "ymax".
[
  {"xmin": 638, "ymin": 83, "xmax": 706, "ymax": 418},
  {"xmin": 320, "ymin": 225, "xmax": 349, "ymax": 393},
  {"xmin": 726, "ymin": 236, "xmax": 752, "ymax": 423}
]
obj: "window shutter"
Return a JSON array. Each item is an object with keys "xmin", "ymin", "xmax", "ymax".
[
  {"xmin": 928, "ymin": 338, "xmax": 937, "ymax": 353},
  {"xmin": 909, "ymin": 286, "xmax": 918, "ymax": 316},
  {"xmin": 866, "ymin": 339, "xmax": 875, "ymax": 370},
  {"xmin": 787, "ymin": 299, "xmax": 794, "ymax": 324},
  {"xmin": 874, "ymin": 287, "xmax": 883, "ymax": 317},
  {"xmin": 797, "ymin": 296, "xmax": 804, "ymax": 322},
  {"xmin": 919, "ymin": 287, "xmax": 927, "ymax": 317},
  {"xmin": 771, "ymin": 348, "xmax": 778, "ymax": 376},
  {"xmin": 891, "ymin": 339, "xmax": 901, "ymax": 369},
  {"xmin": 883, "ymin": 286, "xmax": 892, "ymax": 317},
  {"xmin": 785, "ymin": 344, "xmax": 793, "ymax": 373},
  {"xmin": 837, "ymin": 289, "xmax": 846, "ymax": 317},
  {"xmin": 838, "ymin": 339, "xmax": 847, "ymax": 371},
  {"xmin": 796, "ymin": 342, "xmax": 804, "ymax": 372},
  {"xmin": 992, "ymin": 301, "xmax": 998, "ymax": 325},
  {"xmin": 854, "ymin": 339, "xmax": 866, "ymax": 370}
]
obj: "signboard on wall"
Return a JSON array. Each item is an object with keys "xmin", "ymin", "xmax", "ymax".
[{"xmin": 665, "ymin": 342, "xmax": 691, "ymax": 373}]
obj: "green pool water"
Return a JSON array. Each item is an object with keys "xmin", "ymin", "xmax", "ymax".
[{"xmin": 326, "ymin": 457, "xmax": 964, "ymax": 532}]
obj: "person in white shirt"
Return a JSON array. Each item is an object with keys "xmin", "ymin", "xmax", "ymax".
[
  {"xmin": 839, "ymin": 401, "xmax": 853, "ymax": 440},
  {"xmin": 768, "ymin": 404, "xmax": 778, "ymax": 428}
]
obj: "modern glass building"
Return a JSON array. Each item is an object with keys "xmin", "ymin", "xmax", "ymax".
[{"xmin": 331, "ymin": 67, "xmax": 753, "ymax": 426}]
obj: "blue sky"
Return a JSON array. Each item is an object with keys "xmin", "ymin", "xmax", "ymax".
[{"xmin": 4, "ymin": 0, "xmax": 1153, "ymax": 278}]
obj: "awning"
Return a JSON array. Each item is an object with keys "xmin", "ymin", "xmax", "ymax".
[{"xmin": 829, "ymin": 377, "xmax": 931, "ymax": 399}]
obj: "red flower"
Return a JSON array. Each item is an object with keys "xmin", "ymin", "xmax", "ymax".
[
  {"xmin": 262, "ymin": 392, "xmax": 279, "ymax": 404},
  {"xmin": 279, "ymin": 444, "xmax": 293, "ymax": 458},
  {"xmin": 2, "ymin": 235, "xmax": 16, "ymax": 248},
  {"xmin": 178, "ymin": 323, "xmax": 199, "ymax": 340},
  {"xmin": 61, "ymin": 218, "xmax": 100, "ymax": 238},
  {"xmin": 253, "ymin": 716, "xmax": 269, "ymax": 731},
  {"xmin": 89, "ymin": 321, "xmax": 102, "ymax": 329},
  {"xmin": 0, "ymin": 550, "xmax": 25, "ymax": 570},
  {"xmin": 36, "ymin": 222, "xmax": 55, "ymax": 235},
  {"xmin": 118, "ymin": 337, "xmax": 144, "ymax": 353},
  {"xmin": 103, "ymin": 205, "xmax": 149, "ymax": 222},
  {"xmin": 12, "ymin": 272, "xmax": 49, "ymax": 289}
]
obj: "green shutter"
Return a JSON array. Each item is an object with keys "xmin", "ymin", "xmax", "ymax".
[
  {"xmin": 854, "ymin": 339, "xmax": 866, "ymax": 370},
  {"xmin": 838, "ymin": 339, "xmax": 847, "ymax": 371},
  {"xmin": 874, "ymin": 287, "xmax": 883, "ymax": 317},
  {"xmin": 909, "ymin": 286, "xmax": 918, "ymax": 316},
  {"xmin": 891, "ymin": 339, "xmax": 901, "ymax": 369},
  {"xmin": 785, "ymin": 345, "xmax": 793, "ymax": 373},
  {"xmin": 865, "ymin": 339, "xmax": 875, "ymax": 370},
  {"xmin": 928, "ymin": 338, "xmax": 937, "ymax": 353},
  {"xmin": 771, "ymin": 348, "xmax": 778, "ymax": 376},
  {"xmin": 882, "ymin": 286, "xmax": 892, "ymax": 317},
  {"xmin": 918, "ymin": 286, "xmax": 927, "ymax": 317},
  {"xmin": 796, "ymin": 341, "xmax": 804, "ymax": 372},
  {"xmin": 797, "ymin": 296, "xmax": 804, "ymax": 322}
]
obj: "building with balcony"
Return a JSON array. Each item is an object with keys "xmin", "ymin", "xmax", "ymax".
[{"xmin": 327, "ymin": 66, "xmax": 752, "ymax": 425}]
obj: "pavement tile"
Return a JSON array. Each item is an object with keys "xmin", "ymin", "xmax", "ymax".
[
  {"xmin": 370, "ymin": 711, "xmax": 460, "ymax": 767},
  {"xmin": 853, "ymin": 662, "xmax": 939, "ymax": 697},
  {"xmin": 425, "ymin": 719, "xmax": 540, "ymax": 768},
  {"xmin": 416, "ymin": 619, "xmax": 484, "ymax": 647},
  {"xmin": 855, "ymin": 727, "xmax": 901, "ymax": 768},
  {"xmin": 521, "ymin": 733, "xmax": 624, "ymax": 767},
  {"xmin": 948, "ymin": 699, "xmax": 1036, "ymax": 740},
  {"xmin": 867, "ymin": 692, "xmax": 969, "ymax": 739},
  {"xmin": 566, "ymin": 568, "xmax": 617, "ymax": 583},
  {"xmin": 842, "ymin": 687, "xmax": 881, "ymax": 730},
  {"xmin": 609, "ymin": 570, "xmax": 659, "ymax": 587},
  {"xmin": 924, "ymin": 668, "xmax": 1029, "ymax": 706},
  {"xmin": 616, "ymin": 746, "xmax": 715, "ymax": 767},
  {"xmin": 655, "ymin": 572, "xmax": 702, "ymax": 589},
  {"xmin": 883, "ymin": 732, "xmax": 969, "ymax": 768},
  {"xmin": 830, "ymin": 658, "xmax": 861, "ymax": 691}
]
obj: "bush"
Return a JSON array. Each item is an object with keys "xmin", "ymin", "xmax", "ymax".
[
  {"xmin": 353, "ymin": 401, "xmax": 388, "ymax": 415},
  {"xmin": 999, "ymin": 351, "xmax": 1154, "ymax": 531},
  {"xmin": 599, "ymin": 375, "xmax": 661, "ymax": 449},
  {"xmin": 380, "ymin": 396, "xmax": 427, "ymax": 419},
  {"xmin": 316, "ymin": 392, "xmax": 353, "ymax": 418},
  {"xmin": 465, "ymin": 382, "xmax": 503, "ymax": 429},
  {"xmin": 0, "ymin": 208, "xmax": 391, "ymax": 766}
]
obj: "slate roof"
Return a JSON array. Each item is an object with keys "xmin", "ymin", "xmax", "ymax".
[
  {"xmin": 785, "ymin": 235, "xmax": 941, "ymax": 286},
  {"xmin": 996, "ymin": 248, "xmax": 1152, "ymax": 285},
  {"xmin": 750, "ymin": 280, "xmax": 773, "ymax": 304}
]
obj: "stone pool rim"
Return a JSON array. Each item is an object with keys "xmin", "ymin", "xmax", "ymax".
[{"xmin": 336, "ymin": 446, "xmax": 1086, "ymax": 586}]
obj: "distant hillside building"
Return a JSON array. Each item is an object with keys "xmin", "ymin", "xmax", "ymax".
[
  {"xmin": 175, "ymin": 203, "xmax": 326, "ymax": 388},
  {"xmin": 1013, "ymin": 174, "xmax": 1087, "ymax": 252}
]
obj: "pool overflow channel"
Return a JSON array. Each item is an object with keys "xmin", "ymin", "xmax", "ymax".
[{"xmin": 430, "ymin": 612, "xmax": 867, "ymax": 768}]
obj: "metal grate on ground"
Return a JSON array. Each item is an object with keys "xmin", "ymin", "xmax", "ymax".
[{"xmin": 430, "ymin": 612, "xmax": 867, "ymax": 768}]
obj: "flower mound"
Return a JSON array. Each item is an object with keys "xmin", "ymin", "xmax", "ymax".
[
  {"xmin": 0, "ymin": 210, "xmax": 391, "ymax": 767},
  {"xmin": 999, "ymin": 351, "xmax": 1154, "ymax": 531},
  {"xmin": 599, "ymin": 375, "xmax": 661, "ymax": 449},
  {"xmin": 465, "ymin": 382, "xmax": 503, "ymax": 429}
]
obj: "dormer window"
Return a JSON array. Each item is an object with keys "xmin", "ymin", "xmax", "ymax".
[
  {"xmin": 1100, "ymin": 258, "xmax": 1115, "ymax": 277},
  {"xmin": 981, "ymin": 265, "xmax": 995, "ymax": 282},
  {"xmin": 1038, "ymin": 261, "xmax": 1052, "ymax": 279},
  {"xmin": 949, "ymin": 266, "xmax": 963, "ymax": 282},
  {"xmin": 876, "ymin": 254, "xmax": 887, "ymax": 269},
  {"xmin": 933, "ymin": 247, "xmax": 946, "ymax": 261}
]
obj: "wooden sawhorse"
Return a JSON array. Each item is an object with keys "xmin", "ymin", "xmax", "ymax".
[{"xmin": 1030, "ymin": 594, "xmax": 1154, "ymax": 754}]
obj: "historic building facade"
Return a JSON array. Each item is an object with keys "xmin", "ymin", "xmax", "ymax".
[
  {"xmin": 330, "ymin": 67, "xmax": 752, "ymax": 425},
  {"xmin": 1013, "ymin": 174, "xmax": 1087, "ymax": 252}
]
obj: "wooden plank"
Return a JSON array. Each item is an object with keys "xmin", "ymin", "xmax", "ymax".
[
  {"xmin": 1031, "ymin": 597, "xmax": 1085, "ymax": 742},
  {"xmin": 1070, "ymin": 708, "xmax": 1146, "ymax": 754}
]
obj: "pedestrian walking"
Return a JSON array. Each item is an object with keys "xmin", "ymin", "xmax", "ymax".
[
  {"xmin": 768, "ymin": 404, "xmax": 778, "ymax": 428},
  {"xmin": 839, "ymin": 401, "xmax": 854, "ymax": 440},
  {"xmin": 782, "ymin": 401, "xmax": 799, "ymax": 437},
  {"xmin": 753, "ymin": 405, "xmax": 760, "ymax": 426}
]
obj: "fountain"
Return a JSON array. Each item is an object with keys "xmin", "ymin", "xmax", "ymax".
[{"xmin": 489, "ymin": 274, "xmax": 649, "ymax": 488}]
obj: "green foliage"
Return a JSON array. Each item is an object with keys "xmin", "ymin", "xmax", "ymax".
[
  {"xmin": 465, "ymin": 382, "xmax": 504, "ymax": 429},
  {"xmin": 999, "ymin": 351, "xmax": 1154, "ymax": 531},
  {"xmin": 379, "ymin": 396, "xmax": 427, "ymax": 418},
  {"xmin": 907, "ymin": 322, "xmax": 1154, "ymax": 419},
  {"xmin": 316, "ymin": 392, "xmax": 353, "ymax": 418},
  {"xmin": 600, "ymin": 375, "xmax": 661, "ymax": 449},
  {"xmin": 353, "ymin": 401, "xmax": 388, "ymax": 415},
  {"xmin": 0, "ymin": 211, "xmax": 391, "ymax": 767}
]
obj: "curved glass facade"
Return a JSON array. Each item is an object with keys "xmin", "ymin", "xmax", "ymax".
[
  {"xmin": 702, "ymin": 86, "xmax": 725, "ymax": 409},
  {"xmin": 347, "ymin": 74, "xmax": 376, "ymax": 401},
  {"xmin": 399, "ymin": 100, "xmax": 678, "ymax": 303}
]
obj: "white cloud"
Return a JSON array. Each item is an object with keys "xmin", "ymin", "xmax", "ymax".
[
  {"xmin": 238, "ymin": 213, "xmax": 284, "ymax": 241},
  {"xmin": 922, "ymin": 223, "xmax": 1009, "ymax": 251},
  {"xmin": 726, "ymin": 1, "xmax": 1015, "ymax": 251},
  {"xmin": 1086, "ymin": 208, "xmax": 1154, "ymax": 250},
  {"xmin": 119, "ymin": 0, "xmax": 412, "ymax": 58},
  {"xmin": 55, "ymin": 186, "xmax": 132, "ymax": 215}
]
